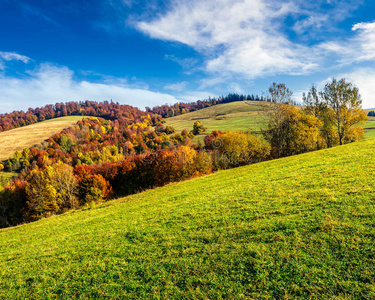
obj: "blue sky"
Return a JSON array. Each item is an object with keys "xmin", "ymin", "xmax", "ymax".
[{"xmin": 1, "ymin": 0, "xmax": 375, "ymax": 113}]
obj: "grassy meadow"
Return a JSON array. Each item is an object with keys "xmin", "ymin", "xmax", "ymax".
[
  {"xmin": 165, "ymin": 101, "xmax": 374, "ymax": 143},
  {"xmin": 0, "ymin": 116, "xmax": 83, "ymax": 162},
  {"xmin": 364, "ymin": 116, "xmax": 375, "ymax": 138},
  {"xmin": 1, "ymin": 138, "xmax": 375, "ymax": 298},
  {"xmin": 0, "ymin": 172, "xmax": 17, "ymax": 190},
  {"xmin": 164, "ymin": 101, "xmax": 268, "ymax": 143}
]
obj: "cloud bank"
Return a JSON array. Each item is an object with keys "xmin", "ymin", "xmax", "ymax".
[
  {"xmin": 0, "ymin": 63, "xmax": 180, "ymax": 113},
  {"xmin": 136, "ymin": 0, "xmax": 365, "ymax": 80},
  {"xmin": 138, "ymin": 0, "xmax": 317, "ymax": 79}
]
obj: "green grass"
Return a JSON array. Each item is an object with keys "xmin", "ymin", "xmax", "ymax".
[
  {"xmin": 1, "ymin": 139, "xmax": 375, "ymax": 299},
  {"xmin": 166, "ymin": 102, "xmax": 373, "ymax": 143},
  {"xmin": 0, "ymin": 172, "xmax": 17, "ymax": 190},
  {"xmin": 165, "ymin": 101, "xmax": 268, "ymax": 143},
  {"xmin": 364, "ymin": 118, "xmax": 375, "ymax": 138}
]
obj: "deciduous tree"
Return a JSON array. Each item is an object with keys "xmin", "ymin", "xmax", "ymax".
[
  {"xmin": 320, "ymin": 78, "xmax": 367, "ymax": 145},
  {"xmin": 304, "ymin": 79, "xmax": 367, "ymax": 146}
]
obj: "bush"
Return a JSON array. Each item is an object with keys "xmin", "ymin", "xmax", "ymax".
[
  {"xmin": 191, "ymin": 121, "xmax": 206, "ymax": 135},
  {"xmin": 205, "ymin": 131, "xmax": 270, "ymax": 169}
]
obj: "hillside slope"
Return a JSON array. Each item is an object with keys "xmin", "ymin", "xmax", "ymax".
[
  {"xmin": 1, "ymin": 139, "xmax": 375, "ymax": 298},
  {"xmin": 364, "ymin": 116, "xmax": 375, "ymax": 138},
  {"xmin": 165, "ymin": 101, "xmax": 373, "ymax": 142},
  {"xmin": 164, "ymin": 101, "xmax": 268, "ymax": 141},
  {"xmin": 0, "ymin": 116, "xmax": 83, "ymax": 161}
]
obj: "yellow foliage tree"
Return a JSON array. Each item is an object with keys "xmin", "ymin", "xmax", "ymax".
[
  {"xmin": 304, "ymin": 79, "xmax": 367, "ymax": 146},
  {"xmin": 212, "ymin": 131, "xmax": 270, "ymax": 169},
  {"xmin": 177, "ymin": 145, "xmax": 197, "ymax": 177},
  {"xmin": 265, "ymin": 105, "xmax": 322, "ymax": 157},
  {"xmin": 26, "ymin": 162, "xmax": 77, "ymax": 219}
]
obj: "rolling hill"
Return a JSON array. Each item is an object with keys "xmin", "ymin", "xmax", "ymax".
[
  {"xmin": 0, "ymin": 116, "xmax": 83, "ymax": 162},
  {"xmin": 1, "ymin": 138, "xmax": 374, "ymax": 299},
  {"xmin": 164, "ymin": 101, "xmax": 268, "ymax": 142},
  {"xmin": 165, "ymin": 101, "xmax": 375, "ymax": 142}
]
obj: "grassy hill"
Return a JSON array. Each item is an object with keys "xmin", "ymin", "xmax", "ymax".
[
  {"xmin": 364, "ymin": 116, "xmax": 375, "ymax": 138},
  {"xmin": 1, "ymin": 138, "xmax": 375, "ymax": 299},
  {"xmin": 165, "ymin": 101, "xmax": 374, "ymax": 142},
  {"xmin": 0, "ymin": 116, "xmax": 83, "ymax": 162},
  {"xmin": 164, "ymin": 101, "xmax": 268, "ymax": 142}
]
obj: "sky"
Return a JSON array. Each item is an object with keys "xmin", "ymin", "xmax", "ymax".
[{"xmin": 1, "ymin": 0, "xmax": 375, "ymax": 113}]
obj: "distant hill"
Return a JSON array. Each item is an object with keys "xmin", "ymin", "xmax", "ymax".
[
  {"xmin": 165, "ymin": 100, "xmax": 375, "ymax": 141},
  {"xmin": 0, "ymin": 100, "xmax": 158, "ymax": 134},
  {"xmin": 164, "ymin": 101, "xmax": 269, "ymax": 143},
  {"xmin": 0, "ymin": 116, "xmax": 83, "ymax": 162},
  {"xmin": 1, "ymin": 138, "xmax": 375, "ymax": 298}
]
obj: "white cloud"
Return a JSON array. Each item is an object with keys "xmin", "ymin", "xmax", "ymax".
[
  {"xmin": 164, "ymin": 81, "xmax": 188, "ymax": 91},
  {"xmin": 173, "ymin": 91, "xmax": 217, "ymax": 103},
  {"xmin": 292, "ymin": 14, "xmax": 329, "ymax": 35},
  {"xmin": 0, "ymin": 63, "xmax": 180, "ymax": 113},
  {"xmin": 319, "ymin": 20, "xmax": 375, "ymax": 64},
  {"xmin": 336, "ymin": 68, "xmax": 375, "ymax": 109},
  {"xmin": 199, "ymin": 77, "xmax": 227, "ymax": 90},
  {"xmin": 164, "ymin": 55, "xmax": 199, "ymax": 73},
  {"xmin": 0, "ymin": 51, "xmax": 30, "ymax": 70},
  {"xmin": 137, "ymin": 0, "xmax": 318, "ymax": 79},
  {"xmin": 0, "ymin": 51, "xmax": 30, "ymax": 63},
  {"xmin": 351, "ymin": 21, "xmax": 375, "ymax": 62},
  {"xmin": 292, "ymin": 0, "xmax": 362, "ymax": 35}
]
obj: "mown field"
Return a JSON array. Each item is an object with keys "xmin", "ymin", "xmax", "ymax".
[
  {"xmin": 164, "ymin": 101, "xmax": 268, "ymax": 143},
  {"xmin": 1, "ymin": 138, "xmax": 375, "ymax": 299},
  {"xmin": 0, "ymin": 116, "xmax": 83, "ymax": 162}
]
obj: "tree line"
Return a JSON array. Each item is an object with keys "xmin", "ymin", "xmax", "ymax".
[
  {"xmin": 0, "ymin": 100, "xmax": 161, "ymax": 133},
  {"xmin": 147, "ymin": 92, "xmax": 299, "ymax": 119},
  {"xmin": 265, "ymin": 79, "xmax": 367, "ymax": 158}
]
